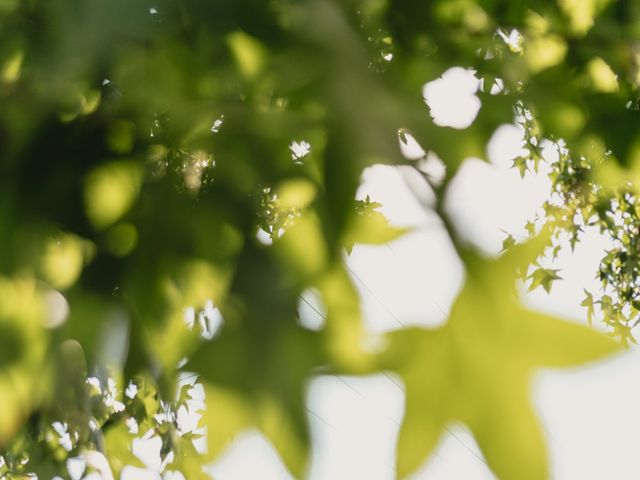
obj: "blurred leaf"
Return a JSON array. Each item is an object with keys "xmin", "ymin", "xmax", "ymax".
[
  {"xmin": 381, "ymin": 253, "xmax": 620, "ymax": 478},
  {"xmin": 525, "ymin": 35, "xmax": 567, "ymax": 74},
  {"xmin": 0, "ymin": 276, "xmax": 48, "ymax": 445},
  {"xmin": 227, "ymin": 31, "xmax": 267, "ymax": 80},
  {"xmin": 587, "ymin": 57, "xmax": 619, "ymax": 93},
  {"xmin": 1, "ymin": 48, "xmax": 23, "ymax": 84},
  {"xmin": 40, "ymin": 232, "xmax": 94, "ymax": 290},
  {"xmin": 558, "ymin": 0, "xmax": 596, "ymax": 36},
  {"xmin": 106, "ymin": 120, "xmax": 136, "ymax": 155},
  {"xmin": 275, "ymin": 178, "xmax": 317, "ymax": 212},
  {"xmin": 201, "ymin": 384, "xmax": 252, "ymax": 461},
  {"xmin": 343, "ymin": 206, "xmax": 410, "ymax": 253},
  {"xmin": 83, "ymin": 161, "xmax": 143, "ymax": 230},
  {"xmin": 273, "ymin": 213, "xmax": 328, "ymax": 281},
  {"xmin": 315, "ymin": 265, "xmax": 372, "ymax": 372},
  {"xmin": 191, "ymin": 324, "xmax": 318, "ymax": 477}
]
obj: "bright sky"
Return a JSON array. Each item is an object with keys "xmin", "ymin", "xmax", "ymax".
[{"xmin": 126, "ymin": 68, "xmax": 640, "ymax": 480}]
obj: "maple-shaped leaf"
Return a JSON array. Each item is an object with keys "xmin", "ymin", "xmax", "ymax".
[
  {"xmin": 512, "ymin": 155, "xmax": 529, "ymax": 178},
  {"xmin": 500, "ymin": 232, "xmax": 516, "ymax": 253},
  {"xmin": 581, "ymin": 289, "xmax": 595, "ymax": 326},
  {"xmin": 166, "ymin": 430, "xmax": 211, "ymax": 480},
  {"xmin": 528, "ymin": 266, "xmax": 562, "ymax": 293},
  {"xmin": 379, "ymin": 252, "xmax": 621, "ymax": 479}
]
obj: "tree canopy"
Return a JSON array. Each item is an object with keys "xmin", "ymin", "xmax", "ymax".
[{"xmin": 1, "ymin": 0, "xmax": 638, "ymax": 478}]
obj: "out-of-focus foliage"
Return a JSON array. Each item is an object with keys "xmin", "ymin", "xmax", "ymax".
[
  {"xmin": 380, "ymin": 246, "xmax": 618, "ymax": 479},
  {"xmin": 1, "ymin": 0, "xmax": 637, "ymax": 478}
]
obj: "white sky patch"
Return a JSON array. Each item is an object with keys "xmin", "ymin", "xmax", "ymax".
[
  {"xmin": 356, "ymin": 165, "xmax": 435, "ymax": 227},
  {"xmin": 133, "ymin": 435, "xmax": 163, "ymax": 471},
  {"xmin": 444, "ymin": 155, "xmax": 550, "ymax": 256},
  {"xmin": 165, "ymin": 471, "xmax": 187, "ymax": 480},
  {"xmin": 534, "ymin": 350, "xmax": 640, "ymax": 480},
  {"xmin": 208, "ymin": 431, "xmax": 295, "ymax": 480},
  {"xmin": 487, "ymin": 123, "xmax": 528, "ymax": 169},
  {"xmin": 83, "ymin": 474, "xmax": 105, "ymax": 480},
  {"xmin": 126, "ymin": 382, "xmax": 138, "ymax": 399},
  {"xmin": 346, "ymin": 231, "xmax": 463, "ymax": 333},
  {"xmin": 498, "ymin": 28, "xmax": 523, "ymax": 53},
  {"xmin": 67, "ymin": 457, "xmax": 86, "ymax": 480},
  {"xmin": 398, "ymin": 130, "xmax": 426, "ymax": 160},
  {"xmin": 307, "ymin": 375, "xmax": 403, "ymax": 480},
  {"xmin": 121, "ymin": 466, "xmax": 159, "ymax": 480},
  {"xmin": 176, "ymin": 405, "xmax": 201, "ymax": 434},
  {"xmin": 256, "ymin": 227, "xmax": 273, "ymax": 245},
  {"xmin": 521, "ymin": 227, "xmax": 611, "ymax": 327},
  {"xmin": 298, "ymin": 289, "xmax": 327, "ymax": 331},
  {"xmin": 51, "ymin": 421, "xmax": 73, "ymax": 452},
  {"xmin": 415, "ymin": 152, "xmax": 447, "ymax": 187},
  {"xmin": 350, "ymin": 164, "xmax": 463, "ymax": 332},
  {"xmin": 211, "ymin": 115, "xmax": 224, "ymax": 133},
  {"xmin": 397, "ymin": 166, "xmax": 437, "ymax": 209},
  {"xmin": 441, "ymin": 123, "xmax": 555, "ymax": 256},
  {"xmin": 184, "ymin": 301, "xmax": 223, "ymax": 339},
  {"xmin": 126, "ymin": 416, "xmax": 139, "ymax": 435},
  {"xmin": 199, "ymin": 299, "xmax": 223, "ymax": 339},
  {"xmin": 84, "ymin": 451, "xmax": 115, "ymax": 480},
  {"xmin": 423, "ymin": 67, "xmax": 481, "ymax": 129},
  {"xmin": 398, "ymin": 130, "xmax": 447, "ymax": 188},
  {"xmin": 290, "ymin": 140, "xmax": 311, "ymax": 164}
]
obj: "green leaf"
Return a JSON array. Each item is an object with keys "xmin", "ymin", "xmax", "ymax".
[
  {"xmin": 528, "ymin": 267, "xmax": 562, "ymax": 293},
  {"xmin": 83, "ymin": 161, "xmax": 143, "ymax": 230},
  {"xmin": 227, "ymin": 30, "xmax": 267, "ymax": 80},
  {"xmin": 525, "ymin": 221, "xmax": 537, "ymax": 238},
  {"xmin": 581, "ymin": 289, "xmax": 595, "ymax": 326},
  {"xmin": 501, "ymin": 233, "xmax": 516, "ymax": 252},
  {"xmin": 513, "ymin": 156, "xmax": 529, "ymax": 178},
  {"xmin": 381, "ymin": 253, "xmax": 620, "ymax": 479},
  {"xmin": 343, "ymin": 208, "xmax": 410, "ymax": 252},
  {"xmin": 316, "ymin": 266, "xmax": 372, "ymax": 373}
]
